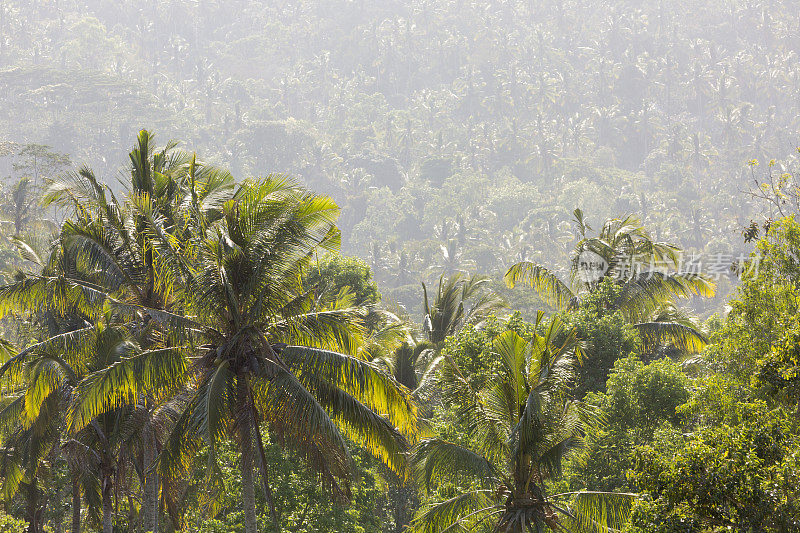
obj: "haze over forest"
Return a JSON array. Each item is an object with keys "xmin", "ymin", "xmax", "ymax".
[
  {"xmin": 2, "ymin": 1, "xmax": 800, "ymax": 533},
  {"xmin": 4, "ymin": 0, "xmax": 797, "ymax": 311}
]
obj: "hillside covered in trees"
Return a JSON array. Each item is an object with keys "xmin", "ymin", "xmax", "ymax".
[{"xmin": 1, "ymin": 1, "xmax": 800, "ymax": 532}]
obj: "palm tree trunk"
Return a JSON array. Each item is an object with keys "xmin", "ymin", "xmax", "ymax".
[
  {"xmin": 239, "ymin": 377, "xmax": 258, "ymax": 533},
  {"xmin": 141, "ymin": 427, "xmax": 159, "ymax": 533},
  {"xmin": 25, "ymin": 482, "xmax": 40, "ymax": 533},
  {"xmin": 250, "ymin": 399, "xmax": 280, "ymax": 533},
  {"xmin": 71, "ymin": 478, "xmax": 81, "ymax": 533},
  {"xmin": 240, "ymin": 418, "xmax": 258, "ymax": 533},
  {"xmin": 102, "ymin": 474, "xmax": 113, "ymax": 533}
]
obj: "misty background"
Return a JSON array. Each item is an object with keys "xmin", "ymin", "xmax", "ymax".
[{"xmin": 2, "ymin": 0, "xmax": 796, "ymax": 314}]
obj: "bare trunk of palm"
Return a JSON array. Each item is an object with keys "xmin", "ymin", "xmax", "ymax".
[
  {"xmin": 141, "ymin": 426, "xmax": 159, "ymax": 533},
  {"xmin": 102, "ymin": 474, "xmax": 113, "ymax": 533},
  {"xmin": 71, "ymin": 478, "xmax": 81, "ymax": 533},
  {"xmin": 26, "ymin": 482, "xmax": 40, "ymax": 533},
  {"xmin": 239, "ymin": 377, "xmax": 258, "ymax": 533}
]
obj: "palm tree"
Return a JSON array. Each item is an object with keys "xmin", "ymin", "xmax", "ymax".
[
  {"xmin": 0, "ymin": 235, "xmax": 102, "ymax": 533},
  {"xmin": 422, "ymin": 273, "xmax": 505, "ymax": 346},
  {"xmin": 61, "ymin": 323, "xmax": 184, "ymax": 533},
  {"xmin": 410, "ymin": 313, "xmax": 635, "ymax": 532},
  {"xmin": 415, "ymin": 272, "xmax": 505, "ymax": 396},
  {"xmin": 376, "ymin": 273, "xmax": 504, "ymax": 532},
  {"xmin": 39, "ymin": 130, "xmax": 234, "ymax": 533},
  {"xmin": 0, "ymin": 131, "xmax": 231, "ymax": 533},
  {"xmin": 156, "ymin": 176, "xmax": 417, "ymax": 533},
  {"xmin": 504, "ymin": 210, "xmax": 715, "ymax": 355}
]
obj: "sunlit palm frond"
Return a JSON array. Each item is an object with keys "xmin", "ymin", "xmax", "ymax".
[
  {"xmin": 0, "ymin": 276, "xmax": 107, "ymax": 320},
  {"xmin": 280, "ymin": 346, "xmax": 417, "ymax": 440},
  {"xmin": 253, "ymin": 370, "xmax": 353, "ymax": 500},
  {"xmin": 301, "ymin": 372, "xmax": 411, "ymax": 476},
  {"xmin": 634, "ymin": 321, "xmax": 709, "ymax": 354},
  {"xmin": 68, "ymin": 347, "xmax": 188, "ymax": 433},
  {"xmin": 504, "ymin": 262, "xmax": 578, "ymax": 311},
  {"xmin": 270, "ymin": 307, "xmax": 366, "ymax": 355},
  {"xmin": 554, "ymin": 491, "xmax": 637, "ymax": 533},
  {"xmin": 616, "ymin": 272, "xmax": 715, "ymax": 321},
  {"xmin": 409, "ymin": 439, "xmax": 496, "ymax": 492}
]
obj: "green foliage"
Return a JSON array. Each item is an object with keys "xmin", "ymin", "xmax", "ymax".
[
  {"xmin": 560, "ymin": 280, "xmax": 639, "ymax": 395},
  {"xmin": 711, "ymin": 216, "xmax": 800, "ymax": 384},
  {"xmin": 413, "ymin": 313, "xmax": 635, "ymax": 532},
  {"xmin": 305, "ymin": 254, "xmax": 381, "ymax": 307},
  {"xmin": 627, "ymin": 408, "xmax": 800, "ymax": 532},
  {"xmin": 603, "ymin": 356, "xmax": 690, "ymax": 434},
  {"xmin": 563, "ymin": 355, "xmax": 690, "ymax": 492},
  {"xmin": 185, "ymin": 437, "xmax": 390, "ymax": 533},
  {"xmin": 0, "ymin": 510, "xmax": 26, "ymax": 533}
]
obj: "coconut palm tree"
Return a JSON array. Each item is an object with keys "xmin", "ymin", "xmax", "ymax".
[
  {"xmin": 39, "ymin": 130, "xmax": 235, "ymax": 533},
  {"xmin": 504, "ymin": 210, "xmax": 714, "ymax": 355},
  {"xmin": 155, "ymin": 175, "xmax": 418, "ymax": 533},
  {"xmin": 61, "ymin": 323, "xmax": 184, "ymax": 533},
  {"xmin": 414, "ymin": 272, "xmax": 506, "ymax": 396},
  {"xmin": 409, "ymin": 313, "xmax": 635, "ymax": 532},
  {"xmin": 0, "ymin": 234, "xmax": 105, "ymax": 533},
  {"xmin": 0, "ymin": 131, "xmax": 231, "ymax": 533}
]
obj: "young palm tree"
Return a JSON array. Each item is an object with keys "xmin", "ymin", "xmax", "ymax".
[
  {"xmin": 156, "ymin": 176, "xmax": 418, "ymax": 533},
  {"xmin": 504, "ymin": 210, "xmax": 714, "ymax": 354},
  {"xmin": 410, "ymin": 313, "xmax": 635, "ymax": 532},
  {"xmin": 422, "ymin": 273, "xmax": 505, "ymax": 346},
  {"xmin": 416, "ymin": 273, "xmax": 506, "ymax": 396}
]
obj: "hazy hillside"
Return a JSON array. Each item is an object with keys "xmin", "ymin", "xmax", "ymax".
[{"xmin": 3, "ymin": 0, "xmax": 799, "ymax": 309}]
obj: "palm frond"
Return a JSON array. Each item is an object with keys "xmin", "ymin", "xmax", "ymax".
[
  {"xmin": 412, "ymin": 490, "xmax": 498, "ymax": 533},
  {"xmin": 634, "ymin": 320, "xmax": 709, "ymax": 354},
  {"xmin": 616, "ymin": 272, "xmax": 715, "ymax": 321},
  {"xmin": 68, "ymin": 347, "xmax": 188, "ymax": 433},
  {"xmin": 280, "ymin": 345, "xmax": 418, "ymax": 440},
  {"xmin": 504, "ymin": 262, "xmax": 578, "ymax": 311},
  {"xmin": 554, "ymin": 491, "xmax": 637, "ymax": 533},
  {"xmin": 409, "ymin": 439, "xmax": 496, "ymax": 492},
  {"xmin": 252, "ymin": 370, "xmax": 353, "ymax": 500},
  {"xmin": 0, "ymin": 275, "xmax": 107, "ymax": 320}
]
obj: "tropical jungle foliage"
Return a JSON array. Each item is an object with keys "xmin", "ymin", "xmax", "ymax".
[{"xmin": 2, "ymin": 1, "xmax": 800, "ymax": 532}]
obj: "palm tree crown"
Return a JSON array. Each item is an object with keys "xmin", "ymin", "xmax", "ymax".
[
  {"xmin": 410, "ymin": 312, "xmax": 634, "ymax": 532},
  {"xmin": 504, "ymin": 210, "xmax": 714, "ymax": 355}
]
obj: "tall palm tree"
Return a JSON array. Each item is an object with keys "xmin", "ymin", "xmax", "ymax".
[
  {"xmin": 0, "ymin": 131, "xmax": 231, "ymax": 533},
  {"xmin": 504, "ymin": 210, "xmax": 714, "ymax": 355},
  {"xmin": 410, "ymin": 313, "xmax": 635, "ymax": 532},
  {"xmin": 155, "ymin": 176, "xmax": 418, "ymax": 533},
  {"xmin": 40, "ymin": 130, "xmax": 234, "ymax": 533}
]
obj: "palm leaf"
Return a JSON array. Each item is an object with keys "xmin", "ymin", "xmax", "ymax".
[
  {"xmin": 409, "ymin": 439, "xmax": 496, "ymax": 492},
  {"xmin": 554, "ymin": 491, "xmax": 637, "ymax": 533},
  {"xmin": 633, "ymin": 321, "xmax": 709, "ymax": 354},
  {"xmin": 411, "ymin": 490, "xmax": 498, "ymax": 533},
  {"xmin": 280, "ymin": 345, "xmax": 418, "ymax": 440},
  {"xmin": 504, "ymin": 262, "xmax": 578, "ymax": 311}
]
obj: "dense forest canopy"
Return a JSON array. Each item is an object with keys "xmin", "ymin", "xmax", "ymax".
[
  {"xmin": 3, "ymin": 0, "xmax": 799, "ymax": 310},
  {"xmin": 1, "ymin": 1, "xmax": 800, "ymax": 532}
]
